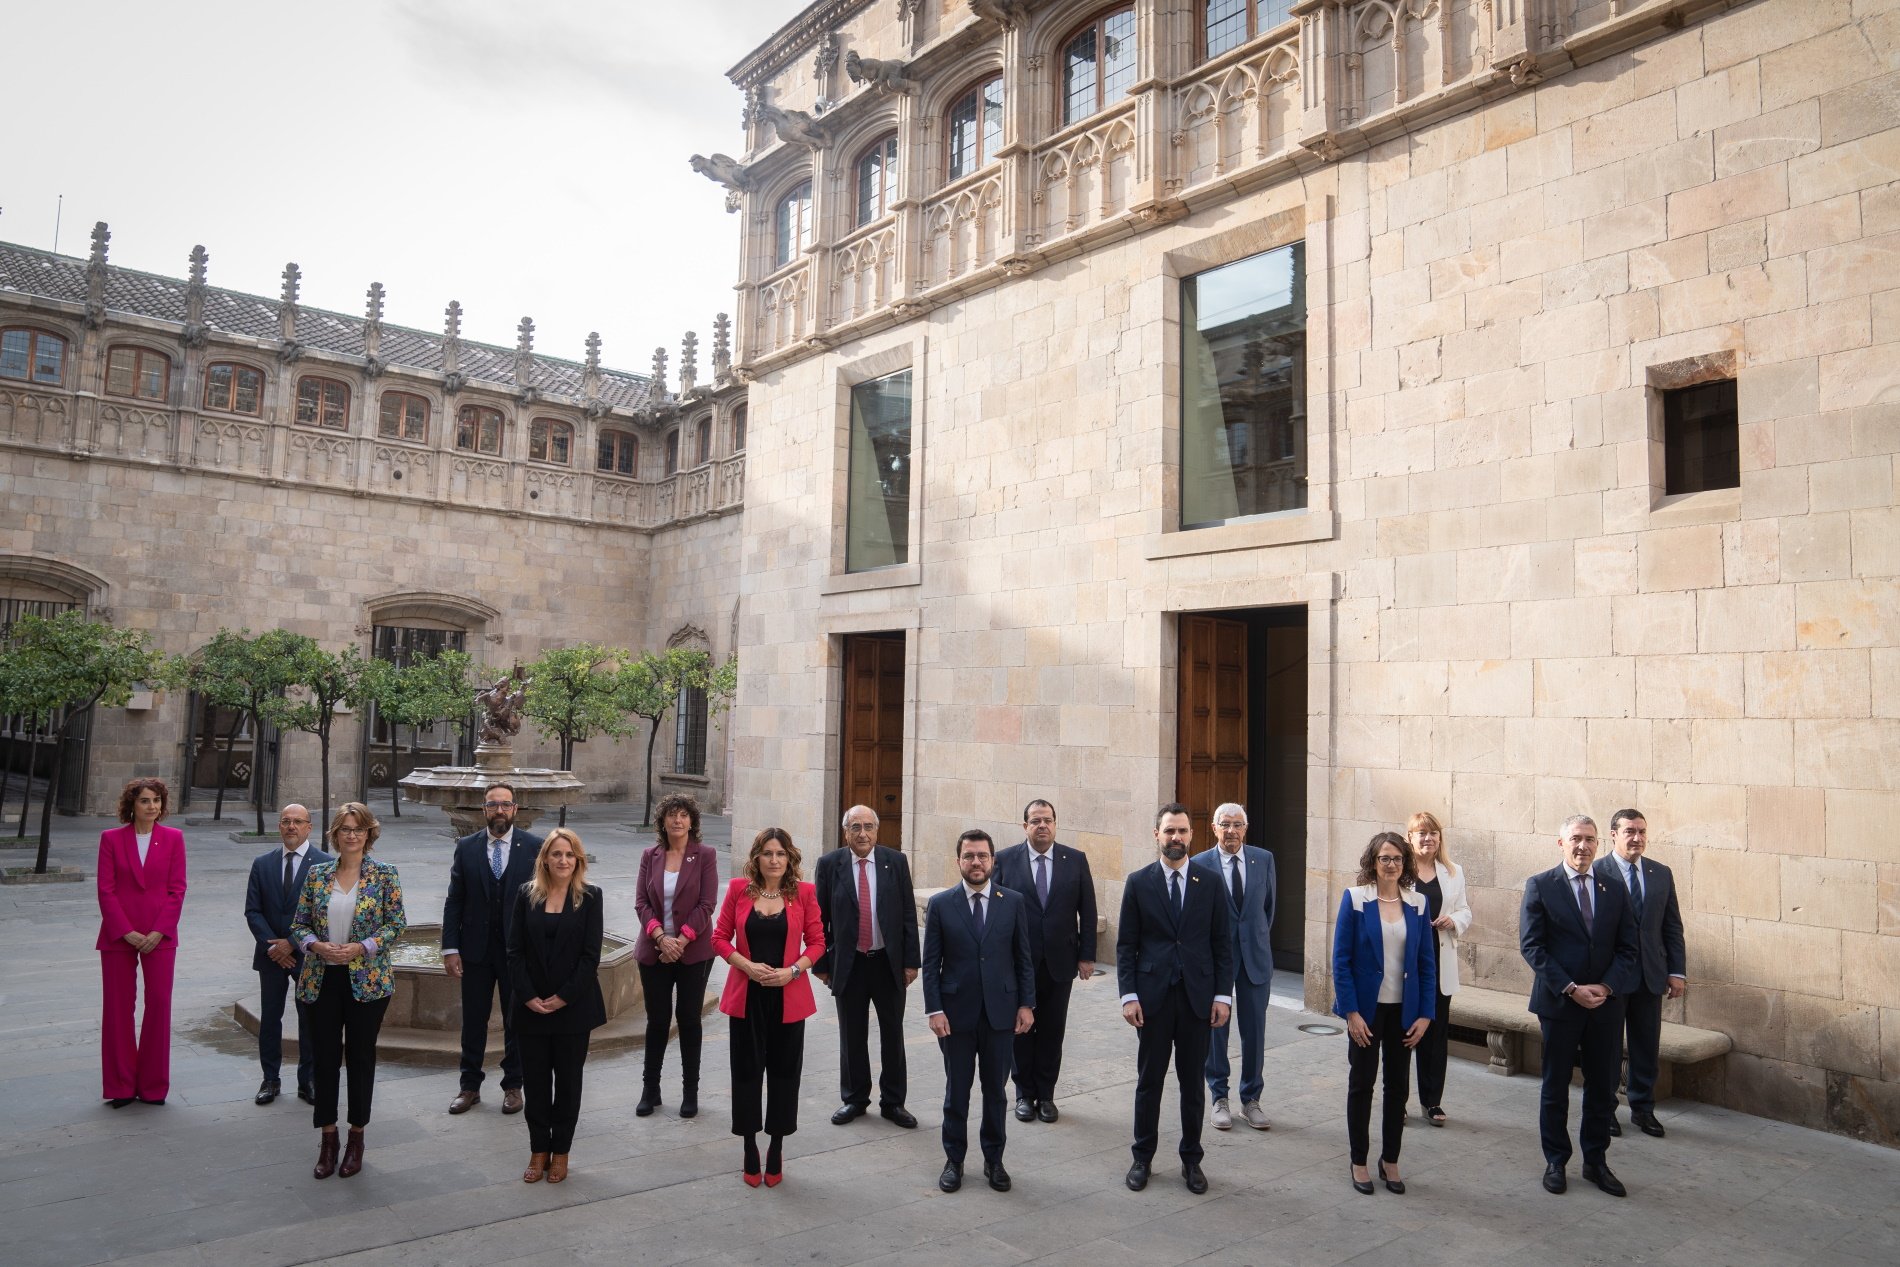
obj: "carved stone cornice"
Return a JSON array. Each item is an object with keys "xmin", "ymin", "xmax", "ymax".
[{"xmin": 726, "ymin": 0, "xmax": 877, "ymax": 90}]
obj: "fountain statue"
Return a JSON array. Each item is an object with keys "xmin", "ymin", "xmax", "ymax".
[{"xmin": 397, "ymin": 664, "xmax": 583, "ymax": 836}]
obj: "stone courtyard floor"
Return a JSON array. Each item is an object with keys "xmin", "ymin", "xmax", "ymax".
[{"xmin": 3, "ymin": 800, "xmax": 1897, "ymax": 1266}]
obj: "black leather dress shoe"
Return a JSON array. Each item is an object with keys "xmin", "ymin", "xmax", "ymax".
[
  {"xmin": 107, "ymin": 1097, "xmax": 134, "ymax": 1109},
  {"xmin": 1632, "ymin": 1110, "xmax": 1666, "ymax": 1137},
  {"xmin": 255, "ymin": 1080, "xmax": 280, "ymax": 1106},
  {"xmin": 984, "ymin": 1160, "xmax": 1011, "ymax": 1192},
  {"xmin": 1015, "ymin": 1097, "xmax": 1036, "ymax": 1122},
  {"xmin": 1182, "ymin": 1162, "xmax": 1208, "ymax": 1194},
  {"xmin": 1543, "ymin": 1163, "xmax": 1567, "ymax": 1194},
  {"xmin": 1037, "ymin": 1101, "xmax": 1058, "ymax": 1123},
  {"xmin": 939, "ymin": 1160, "xmax": 963, "ymax": 1192},
  {"xmin": 297, "ymin": 1086, "xmax": 315, "ymax": 1105},
  {"xmin": 1608, "ymin": 1116, "xmax": 1622, "ymax": 1137},
  {"xmin": 832, "ymin": 1103, "xmax": 866, "ymax": 1125},
  {"xmin": 881, "ymin": 1105, "xmax": 918, "ymax": 1129},
  {"xmin": 1582, "ymin": 1162, "xmax": 1627, "ymax": 1197},
  {"xmin": 1125, "ymin": 1160, "xmax": 1151, "ymax": 1191}
]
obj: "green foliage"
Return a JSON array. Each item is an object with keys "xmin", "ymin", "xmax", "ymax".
[
  {"xmin": 364, "ymin": 648, "xmax": 473, "ymax": 732},
  {"xmin": 263, "ymin": 640, "xmax": 377, "ymax": 835},
  {"xmin": 616, "ymin": 647, "xmax": 739, "ymax": 824},
  {"xmin": 185, "ymin": 628, "xmax": 307, "ymax": 827},
  {"xmin": 523, "ymin": 643, "xmax": 632, "ymax": 751}
]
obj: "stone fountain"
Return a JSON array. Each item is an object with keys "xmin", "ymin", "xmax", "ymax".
[{"xmin": 396, "ymin": 665, "xmax": 583, "ymax": 835}]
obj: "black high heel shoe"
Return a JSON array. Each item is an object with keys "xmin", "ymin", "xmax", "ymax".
[
  {"xmin": 1350, "ymin": 1164, "xmax": 1374, "ymax": 1195},
  {"xmin": 1378, "ymin": 1160, "xmax": 1406, "ymax": 1194}
]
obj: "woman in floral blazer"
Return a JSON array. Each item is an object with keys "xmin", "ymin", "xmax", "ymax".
[{"xmin": 291, "ymin": 802, "xmax": 407, "ymax": 1180}]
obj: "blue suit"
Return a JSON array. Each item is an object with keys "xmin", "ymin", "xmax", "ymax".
[
  {"xmin": 1193, "ymin": 844, "xmax": 1275, "ymax": 1105},
  {"xmin": 993, "ymin": 839, "xmax": 1096, "ymax": 1105},
  {"xmin": 1520, "ymin": 864, "xmax": 1640, "ymax": 1168},
  {"xmin": 243, "ymin": 842, "xmax": 329, "ymax": 1089},
  {"xmin": 922, "ymin": 884, "xmax": 1036, "ymax": 1167},
  {"xmin": 1594, "ymin": 853, "xmax": 1684, "ymax": 1114}
]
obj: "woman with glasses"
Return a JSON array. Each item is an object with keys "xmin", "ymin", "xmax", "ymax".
[
  {"xmin": 291, "ymin": 802, "xmax": 407, "ymax": 1179},
  {"xmin": 633, "ymin": 792, "xmax": 719, "ymax": 1118},
  {"xmin": 1406, "ymin": 811, "xmax": 1470, "ymax": 1127},
  {"xmin": 1331, "ymin": 831, "xmax": 1436, "ymax": 1196}
]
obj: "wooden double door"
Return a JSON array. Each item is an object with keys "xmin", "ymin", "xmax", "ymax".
[{"xmin": 839, "ymin": 632, "xmax": 905, "ymax": 852}]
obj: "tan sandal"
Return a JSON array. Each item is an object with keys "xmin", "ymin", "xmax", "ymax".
[
  {"xmin": 547, "ymin": 1153, "xmax": 569, "ymax": 1183},
  {"xmin": 523, "ymin": 1151, "xmax": 549, "ymax": 1183}
]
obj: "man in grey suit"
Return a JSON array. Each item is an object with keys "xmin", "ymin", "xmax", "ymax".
[
  {"xmin": 1193, "ymin": 803, "xmax": 1276, "ymax": 1132},
  {"xmin": 1593, "ymin": 808, "xmax": 1685, "ymax": 1139}
]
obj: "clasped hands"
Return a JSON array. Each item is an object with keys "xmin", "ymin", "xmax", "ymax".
[
  {"xmin": 656, "ymin": 933, "xmax": 686, "ymax": 964},
  {"xmin": 121, "ymin": 930, "xmax": 163, "ymax": 954},
  {"xmin": 1568, "ymin": 983, "xmax": 1612, "ymax": 1009},
  {"xmin": 308, "ymin": 939, "xmax": 364, "ymax": 966},
  {"xmin": 524, "ymin": 995, "xmax": 568, "ymax": 1015},
  {"xmin": 735, "ymin": 957, "xmax": 797, "ymax": 988}
]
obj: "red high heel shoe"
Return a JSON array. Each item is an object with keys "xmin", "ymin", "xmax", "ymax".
[
  {"xmin": 763, "ymin": 1167, "xmax": 783, "ymax": 1188},
  {"xmin": 743, "ymin": 1169, "xmax": 763, "ymax": 1188}
]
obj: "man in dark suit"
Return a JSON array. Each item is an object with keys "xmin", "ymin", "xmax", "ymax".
[
  {"xmin": 1117, "ymin": 803, "xmax": 1233, "ymax": 1194},
  {"xmin": 442, "ymin": 781, "xmax": 541, "ymax": 1116},
  {"xmin": 993, "ymin": 798, "xmax": 1096, "ymax": 1124},
  {"xmin": 813, "ymin": 804, "xmax": 920, "ymax": 1127},
  {"xmin": 923, "ymin": 829, "xmax": 1037, "ymax": 1194},
  {"xmin": 243, "ymin": 803, "xmax": 327, "ymax": 1105},
  {"xmin": 1520, "ymin": 813, "xmax": 1640, "ymax": 1198},
  {"xmin": 1192, "ymin": 802, "xmax": 1275, "ymax": 1133},
  {"xmin": 1594, "ymin": 808, "xmax": 1685, "ymax": 1139}
]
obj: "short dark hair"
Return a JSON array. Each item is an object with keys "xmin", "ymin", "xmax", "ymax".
[
  {"xmin": 654, "ymin": 792, "xmax": 703, "ymax": 846},
  {"xmin": 1155, "ymin": 802, "xmax": 1190, "ymax": 830},
  {"xmin": 956, "ymin": 828, "xmax": 994, "ymax": 855},
  {"xmin": 485, "ymin": 782, "xmax": 517, "ymax": 800},
  {"xmin": 1609, "ymin": 808, "xmax": 1646, "ymax": 832},
  {"xmin": 1022, "ymin": 799, "xmax": 1056, "ymax": 823},
  {"xmin": 1356, "ymin": 831, "xmax": 1416, "ymax": 888},
  {"xmin": 116, "ymin": 777, "xmax": 170, "ymax": 824}
]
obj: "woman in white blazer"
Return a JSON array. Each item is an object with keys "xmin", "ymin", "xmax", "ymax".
[{"xmin": 1407, "ymin": 812, "xmax": 1470, "ymax": 1126}]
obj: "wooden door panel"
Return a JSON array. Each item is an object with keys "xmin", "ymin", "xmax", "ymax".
[
  {"xmin": 1176, "ymin": 614, "xmax": 1248, "ymax": 854},
  {"xmin": 840, "ymin": 633, "xmax": 905, "ymax": 852}
]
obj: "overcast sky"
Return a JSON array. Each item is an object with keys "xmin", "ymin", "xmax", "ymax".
[{"xmin": 0, "ymin": 0, "xmax": 797, "ymax": 377}]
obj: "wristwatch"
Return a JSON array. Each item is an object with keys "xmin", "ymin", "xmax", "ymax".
[{"xmin": 789, "ymin": 964, "xmax": 803, "ymax": 980}]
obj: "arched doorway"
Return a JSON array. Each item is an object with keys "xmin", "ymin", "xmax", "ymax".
[{"xmin": 358, "ymin": 591, "xmax": 497, "ymax": 811}]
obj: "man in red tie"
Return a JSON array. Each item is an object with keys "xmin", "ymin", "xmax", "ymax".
[{"xmin": 813, "ymin": 804, "xmax": 920, "ymax": 1127}]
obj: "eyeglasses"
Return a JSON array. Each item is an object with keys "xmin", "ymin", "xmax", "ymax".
[
  {"xmin": 1376, "ymin": 855, "xmax": 1404, "ymax": 865},
  {"xmin": 337, "ymin": 827, "xmax": 369, "ymax": 836},
  {"xmin": 844, "ymin": 823, "xmax": 877, "ymax": 834},
  {"xmin": 483, "ymin": 801, "xmax": 515, "ymax": 810}
]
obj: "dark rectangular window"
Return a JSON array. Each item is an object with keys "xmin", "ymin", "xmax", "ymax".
[
  {"xmin": 846, "ymin": 369, "xmax": 912, "ymax": 572},
  {"xmin": 1663, "ymin": 379, "xmax": 1739, "ymax": 495},
  {"xmin": 1180, "ymin": 241, "xmax": 1307, "ymax": 528},
  {"xmin": 674, "ymin": 684, "xmax": 707, "ymax": 776}
]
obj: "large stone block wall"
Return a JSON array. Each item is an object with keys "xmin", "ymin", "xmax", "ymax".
[{"xmin": 730, "ymin": 0, "xmax": 1900, "ymax": 1140}]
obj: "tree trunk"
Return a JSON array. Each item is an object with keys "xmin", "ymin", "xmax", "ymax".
[
  {"xmin": 557, "ymin": 734, "xmax": 573, "ymax": 827},
  {"xmin": 213, "ymin": 711, "xmax": 243, "ymax": 821},
  {"xmin": 388, "ymin": 732, "xmax": 402, "ymax": 818},
  {"xmin": 0, "ymin": 728, "xmax": 15, "ymax": 830},
  {"xmin": 34, "ymin": 721, "xmax": 70, "ymax": 875},
  {"xmin": 250, "ymin": 710, "xmax": 267, "ymax": 835},
  {"xmin": 17, "ymin": 711, "xmax": 42, "ymax": 839},
  {"xmin": 642, "ymin": 718, "xmax": 661, "ymax": 827},
  {"xmin": 317, "ymin": 722, "xmax": 333, "ymax": 839}
]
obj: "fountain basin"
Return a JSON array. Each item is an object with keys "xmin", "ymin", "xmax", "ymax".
[{"xmin": 397, "ymin": 745, "xmax": 585, "ymax": 837}]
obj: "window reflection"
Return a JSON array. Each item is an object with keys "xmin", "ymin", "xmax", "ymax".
[{"xmin": 846, "ymin": 369, "xmax": 912, "ymax": 572}]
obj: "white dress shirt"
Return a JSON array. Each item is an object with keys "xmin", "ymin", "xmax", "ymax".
[
  {"xmin": 135, "ymin": 831, "xmax": 153, "ymax": 865},
  {"xmin": 852, "ymin": 850, "xmax": 885, "ymax": 952},
  {"xmin": 926, "ymin": 880, "xmax": 994, "ymax": 1020}
]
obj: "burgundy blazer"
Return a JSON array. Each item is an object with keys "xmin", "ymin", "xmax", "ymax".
[
  {"xmin": 96, "ymin": 824, "xmax": 188, "ymax": 951},
  {"xmin": 712, "ymin": 877, "xmax": 824, "ymax": 1022},
  {"xmin": 632, "ymin": 841, "xmax": 719, "ymax": 966}
]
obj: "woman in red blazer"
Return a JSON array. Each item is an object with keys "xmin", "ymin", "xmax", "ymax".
[
  {"xmin": 631, "ymin": 793, "xmax": 720, "ymax": 1117},
  {"xmin": 713, "ymin": 827, "xmax": 824, "ymax": 1187},
  {"xmin": 95, "ymin": 778, "xmax": 188, "ymax": 1107}
]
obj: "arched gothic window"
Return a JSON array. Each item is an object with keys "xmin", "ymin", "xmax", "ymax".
[
  {"xmin": 106, "ymin": 346, "xmax": 171, "ymax": 402},
  {"xmin": 294, "ymin": 375, "xmax": 350, "ymax": 428},
  {"xmin": 946, "ymin": 76, "xmax": 1004, "ymax": 181},
  {"xmin": 1061, "ymin": 7, "xmax": 1139, "ymax": 124},
  {"xmin": 529, "ymin": 418, "xmax": 573, "ymax": 464},
  {"xmin": 856, "ymin": 133, "xmax": 900, "ymax": 225},
  {"xmin": 0, "ymin": 327, "xmax": 67, "ymax": 385},
  {"xmin": 204, "ymin": 362, "xmax": 264, "ymax": 415},
  {"xmin": 775, "ymin": 182, "xmax": 813, "ymax": 268},
  {"xmin": 1203, "ymin": 0, "xmax": 1292, "ymax": 60}
]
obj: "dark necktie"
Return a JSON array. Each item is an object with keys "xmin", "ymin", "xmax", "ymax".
[
  {"xmin": 856, "ymin": 859, "xmax": 874, "ymax": 952},
  {"xmin": 1230, "ymin": 856, "xmax": 1244, "ymax": 908},
  {"xmin": 1574, "ymin": 874, "xmax": 1594, "ymax": 936},
  {"xmin": 282, "ymin": 851, "xmax": 295, "ymax": 900},
  {"xmin": 1627, "ymin": 862, "xmax": 1645, "ymax": 919},
  {"xmin": 972, "ymin": 891, "xmax": 986, "ymax": 936},
  {"xmin": 1036, "ymin": 853, "xmax": 1050, "ymax": 907},
  {"xmin": 1170, "ymin": 868, "xmax": 1182, "ymax": 914}
]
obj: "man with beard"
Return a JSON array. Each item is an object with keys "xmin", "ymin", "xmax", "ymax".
[
  {"xmin": 443, "ymin": 782, "xmax": 542, "ymax": 1115},
  {"xmin": 1117, "ymin": 803, "xmax": 1233, "ymax": 1194}
]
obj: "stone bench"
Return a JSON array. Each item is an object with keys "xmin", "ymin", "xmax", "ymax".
[{"xmin": 1452, "ymin": 986, "xmax": 1732, "ymax": 1092}]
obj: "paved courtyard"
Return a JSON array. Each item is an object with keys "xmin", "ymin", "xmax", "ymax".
[{"xmin": 3, "ymin": 801, "xmax": 1896, "ymax": 1266}]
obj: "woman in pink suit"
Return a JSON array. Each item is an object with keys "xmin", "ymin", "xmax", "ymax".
[
  {"xmin": 713, "ymin": 828, "xmax": 824, "ymax": 1188},
  {"xmin": 96, "ymin": 777, "xmax": 187, "ymax": 1107}
]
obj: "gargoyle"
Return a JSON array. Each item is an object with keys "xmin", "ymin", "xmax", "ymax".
[
  {"xmin": 757, "ymin": 104, "xmax": 829, "ymax": 148},
  {"xmin": 690, "ymin": 152, "xmax": 751, "ymax": 191},
  {"xmin": 846, "ymin": 50, "xmax": 922, "ymax": 94}
]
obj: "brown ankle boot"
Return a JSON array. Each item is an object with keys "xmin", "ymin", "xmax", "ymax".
[
  {"xmin": 338, "ymin": 1128, "xmax": 365, "ymax": 1177},
  {"xmin": 547, "ymin": 1154, "xmax": 569, "ymax": 1183},
  {"xmin": 523, "ymin": 1151, "xmax": 549, "ymax": 1182},
  {"xmin": 313, "ymin": 1131, "xmax": 339, "ymax": 1179}
]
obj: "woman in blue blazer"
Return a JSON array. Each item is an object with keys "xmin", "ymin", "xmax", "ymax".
[{"xmin": 1332, "ymin": 832, "xmax": 1436, "ymax": 1196}]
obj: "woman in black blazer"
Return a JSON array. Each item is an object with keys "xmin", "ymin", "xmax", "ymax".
[{"xmin": 506, "ymin": 827, "xmax": 605, "ymax": 1184}]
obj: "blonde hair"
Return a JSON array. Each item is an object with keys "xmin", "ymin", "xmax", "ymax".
[
  {"xmin": 1406, "ymin": 810, "xmax": 1456, "ymax": 874},
  {"xmin": 527, "ymin": 828, "xmax": 589, "ymax": 907}
]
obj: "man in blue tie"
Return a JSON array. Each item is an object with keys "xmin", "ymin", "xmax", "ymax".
[
  {"xmin": 1520, "ymin": 814, "xmax": 1640, "ymax": 1198},
  {"xmin": 1593, "ymin": 808, "xmax": 1685, "ymax": 1140},
  {"xmin": 442, "ymin": 782, "xmax": 541, "ymax": 1116},
  {"xmin": 1193, "ymin": 802, "xmax": 1275, "ymax": 1133},
  {"xmin": 243, "ymin": 804, "xmax": 327, "ymax": 1105}
]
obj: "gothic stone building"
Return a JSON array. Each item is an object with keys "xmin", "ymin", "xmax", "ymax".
[
  {"xmin": 712, "ymin": 0, "xmax": 1900, "ymax": 1141},
  {"xmin": 0, "ymin": 234, "xmax": 748, "ymax": 818}
]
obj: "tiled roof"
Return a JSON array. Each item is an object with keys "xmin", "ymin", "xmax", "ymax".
[{"xmin": 0, "ymin": 241, "xmax": 659, "ymax": 410}]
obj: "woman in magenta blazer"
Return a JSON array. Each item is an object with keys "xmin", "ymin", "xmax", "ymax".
[
  {"xmin": 632, "ymin": 792, "xmax": 720, "ymax": 1118},
  {"xmin": 95, "ymin": 777, "xmax": 188, "ymax": 1107},
  {"xmin": 713, "ymin": 827, "xmax": 824, "ymax": 1187}
]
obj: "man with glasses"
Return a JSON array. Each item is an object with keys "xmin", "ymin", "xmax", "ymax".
[
  {"xmin": 1192, "ymin": 802, "xmax": 1276, "ymax": 1133},
  {"xmin": 443, "ymin": 782, "xmax": 542, "ymax": 1116},
  {"xmin": 243, "ymin": 804, "xmax": 327, "ymax": 1105},
  {"xmin": 993, "ymin": 799, "xmax": 1096, "ymax": 1124}
]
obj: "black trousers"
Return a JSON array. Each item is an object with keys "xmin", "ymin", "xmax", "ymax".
[
  {"xmin": 458, "ymin": 939, "xmax": 522, "ymax": 1092},
  {"xmin": 1414, "ymin": 992, "xmax": 1452, "ymax": 1109},
  {"xmin": 1347, "ymin": 1001, "xmax": 1410, "ymax": 1166},
  {"xmin": 257, "ymin": 960, "xmax": 314, "ymax": 1091},
  {"xmin": 1621, "ymin": 987, "xmax": 1664, "ymax": 1112},
  {"xmin": 637, "ymin": 958, "xmax": 713, "ymax": 1091},
  {"xmin": 519, "ymin": 1029, "xmax": 589, "ymax": 1154},
  {"xmin": 836, "ymin": 950, "xmax": 907, "ymax": 1109},
  {"xmin": 308, "ymin": 967, "xmax": 391, "ymax": 1129},
  {"xmin": 1539, "ymin": 996, "xmax": 1627, "ymax": 1167},
  {"xmin": 1011, "ymin": 962, "xmax": 1074, "ymax": 1104},
  {"xmin": 730, "ymin": 1014, "xmax": 804, "ymax": 1137},
  {"xmin": 1131, "ymin": 980, "xmax": 1212, "ymax": 1165},
  {"xmin": 942, "ymin": 1017, "xmax": 1013, "ymax": 1165}
]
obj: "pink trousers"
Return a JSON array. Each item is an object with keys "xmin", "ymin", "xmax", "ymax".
[{"xmin": 101, "ymin": 941, "xmax": 175, "ymax": 1101}]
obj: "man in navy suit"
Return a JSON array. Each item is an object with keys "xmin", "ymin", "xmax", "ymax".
[
  {"xmin": 1521, "ymin": 814, "xmax": 1640, "ymax": 1198},
  {"xmin": 1192, "ymin": 802, "xmax": 1275, "ymax": 1133},
  {"xmin": 442, "ymin": 782, "xmax": 541, "ymax": 1116},
  {"xmin": 1117, "ymin": 803, "xmax": 1234, "ymax": 1194},
  {"xmin": 993, "ymin": 798, "xmax": 1096, "ymax": 1124},
  {"xmin": 243, "ymin": 803, "xmax": 328, "ymax": 1105},
  {"xmin": 923, "ymin": 829, "xmax": 1037, "ymax": 1194},
  {"xmin": 813, "ymin": 804, "xmax": 921, "ymax": 1128},
  {"xmin": 1594, "ymin": 808, "xmax": 1685, "ymax": 1139}
]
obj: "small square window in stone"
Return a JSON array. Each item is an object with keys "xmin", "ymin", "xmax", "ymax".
[
  {"xmin": 1662, "ymin": 378, "xmax": 1739, "ymax": 495},
  {"xmin": 1180, "ymin": 241, "xmax": 1307, "ymax": 528},
  {"xmin": 846, "ymin": 369, "xmax": 913, "ymax": 572}
]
